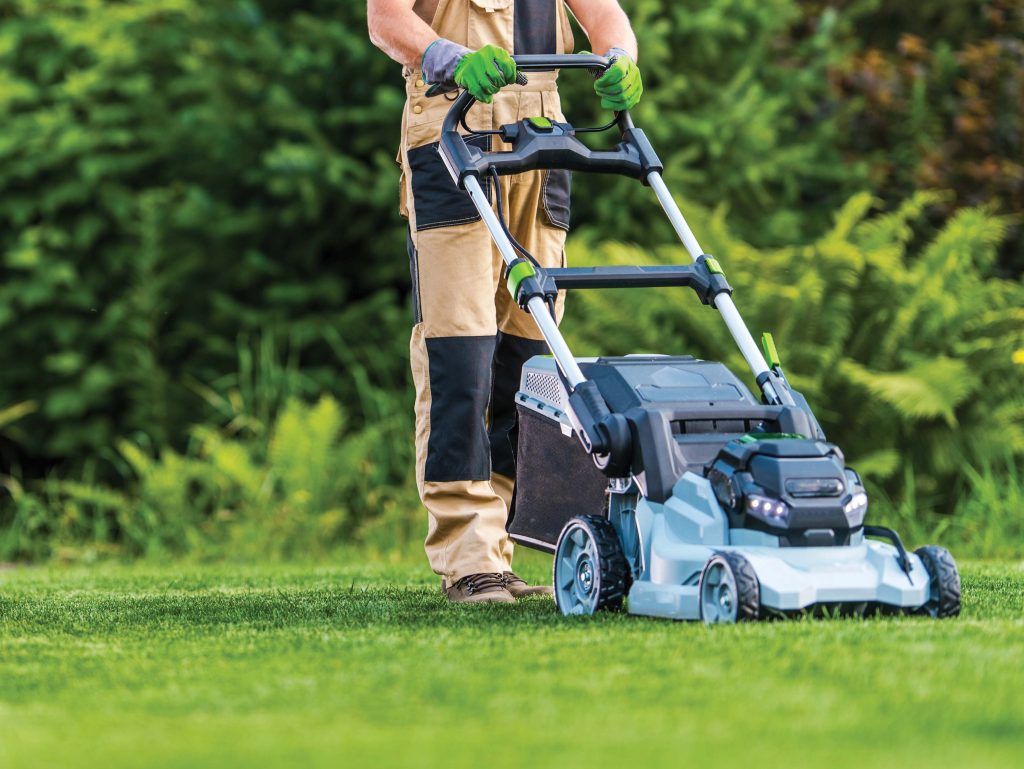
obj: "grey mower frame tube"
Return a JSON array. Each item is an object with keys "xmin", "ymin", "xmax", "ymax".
[
  {"xmin": 646, "ymin": 172, "xmax": 785, "ymax": 406},
  {"xmin": 468, "ymin": 168, "xmax": 781, "ymax": 404},
  {"xmin": 465, "ymin": 155, "xmax": 786, "ymax": 417}
]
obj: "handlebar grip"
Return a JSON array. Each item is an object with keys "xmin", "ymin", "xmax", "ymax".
[
  {"xmin": 513, "ymin": 54, "xmax": 611, "ymax": 72},
  {"xmin": 426, "ymin": 70, "xmax": 527, "ymax": 99}
]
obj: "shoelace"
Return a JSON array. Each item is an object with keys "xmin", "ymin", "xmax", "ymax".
[
  {"xmin": 502, "ymin": 571, "xmax": 526, "ymax": 587},
  {"xmin": 456, "ymin": 573, "xmax": 506, "ymax": 595}
]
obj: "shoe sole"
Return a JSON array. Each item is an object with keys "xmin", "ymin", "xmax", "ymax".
[
  {"xmin": 507, "ymin": 588, "xmax": 554, "ymax": 599},
  {"xmin": 446, "ymin": 595, "xmax": 516, "ymax": 604}
]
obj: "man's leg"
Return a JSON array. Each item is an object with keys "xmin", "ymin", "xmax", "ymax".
[{"xmin": 408, "ymin": 218, "xmax": 516, "ymax": 601}]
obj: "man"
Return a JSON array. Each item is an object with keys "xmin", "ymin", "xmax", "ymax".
[{"xmin": 367, "ymin": 0, "xmax": 642, "ymax": 603}]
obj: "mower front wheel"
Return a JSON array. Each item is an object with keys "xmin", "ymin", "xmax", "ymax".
[
  {"xmin": 914, "ymin": 545, "xmax": 961, "ymax": 618},
  {"xmin": 699, "ymin": 552, "xmax": 760, "ymax": 624},
  {"xmin": 553, "ymin": 515, "xmax": 629, "ymax": 616}
]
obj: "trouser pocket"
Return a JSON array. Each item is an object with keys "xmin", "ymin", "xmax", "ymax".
[
  {"xmin": 408, "ymin": 136, "xmax": 492, "ymax": 231},
  {"xmin": 541, "ymin": 169, "xmax": 571, "ymax": 230}
]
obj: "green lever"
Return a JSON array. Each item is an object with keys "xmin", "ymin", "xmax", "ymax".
[{"xmin": 761, "ymin": 332, "xmax": 782, "ymax": 369}]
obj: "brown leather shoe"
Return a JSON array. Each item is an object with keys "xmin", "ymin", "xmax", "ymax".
[
  {"xmin": 502, "ymin": 571, "xmax": 554, "ymax": 598},
  {"xmin": 443, "ymin": 573, "xmax": 515, "ymax": 604}
]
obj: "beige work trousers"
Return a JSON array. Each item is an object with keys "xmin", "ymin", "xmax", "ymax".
[{"xmin": 397, "ymin": 0, "xmax": 574, "ymax": 583}]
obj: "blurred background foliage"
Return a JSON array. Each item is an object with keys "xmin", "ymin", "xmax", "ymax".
[{"xmin": 0, "ymin": 0, "xmax": 1021, "ymax": 562}]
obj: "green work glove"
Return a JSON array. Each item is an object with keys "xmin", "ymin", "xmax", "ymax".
[
  {"xmin": 454, "ymin": 44, "xmax": 517, "ymax": 104},
  {"xmin": 594, "ymin": 47, "xmax": 643, "ymax": 111}
]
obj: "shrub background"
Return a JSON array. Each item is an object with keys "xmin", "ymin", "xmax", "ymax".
[{"xmin": 0, "ymin": 0, "xmax": 1021, "ymax": 561}]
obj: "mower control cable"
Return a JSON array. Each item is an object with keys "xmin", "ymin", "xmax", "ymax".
[
  {"xmin": 489, "ymin": 167, "xmax": 541, "ymax": 270},
  {"xmin": 489, "ymin": 167, "xmax": 561, "ymax": 322},
  {"xmin": 463, "ymin": 174, "xmax": 586, "ymax": 388}
]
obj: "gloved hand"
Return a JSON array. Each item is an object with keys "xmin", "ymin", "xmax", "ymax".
[
  {"xmin": 594, "ymin": 48, "xmax": 643, "ymax": 111},
  {"xmin": 454, "ymin": 44, "xmax": 518, "ymax": 103}
]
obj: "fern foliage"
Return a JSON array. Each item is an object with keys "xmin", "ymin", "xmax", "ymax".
[
  {"xmin": 565, "ymin": 194, "xmax": 1024, "ymax": 509},
  {"xmin": 0, "ymin": 395, "xmax": 416, "ymax": 562}
]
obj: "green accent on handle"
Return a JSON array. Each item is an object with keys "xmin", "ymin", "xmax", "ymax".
[
  {"xmin": 704, "ymin": 257, "xmax": 724, "ymax": 275},
  {"xmin": 761, "ymin": 332, "xmax": 781, "ymax": 368},
  {"xmin": 527, "ymin": 116, "xmax": 553, "ymax": 129},
  {"xmin": 506, "ymin": 261, "xmax": 537, "ymax": 299}
]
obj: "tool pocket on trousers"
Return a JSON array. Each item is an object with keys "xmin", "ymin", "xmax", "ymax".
[
  {"xmin": 409, "ymin": 136, "xmax": 492, "ymax": 231},
  {"xmin": 541, "ymin": 169, "xmax": 571, "ymax": 231}
]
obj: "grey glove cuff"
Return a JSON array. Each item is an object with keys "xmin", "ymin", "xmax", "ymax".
[
  {"xmin": 605, "ymin": 47, "xmax": 634, "ymax": 63},
  {"xmin": 421, "ymin": 38, "xmax": 471, "ymax": 86}
]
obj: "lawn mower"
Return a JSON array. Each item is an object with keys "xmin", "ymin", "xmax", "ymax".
[{"xmin": 438, "ymin": 53, "xmax": 962, "ymax": 622}]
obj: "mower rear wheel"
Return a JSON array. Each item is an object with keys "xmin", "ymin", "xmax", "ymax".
[
  {"xmin": 699, "ymin": 552, "xmax": 760, "ymax": 624},
  {"xmin": 914, "ymin": 545, "xmax": 961, "ymax": 618},
  {"xmin": 553, "ymin": 515, "xmax": 629, "ymax": 616}
]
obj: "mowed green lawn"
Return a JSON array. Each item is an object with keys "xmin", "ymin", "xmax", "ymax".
[{"xmin": 1, "ymin": 553, "xmax": 1022, "ymax": 769}]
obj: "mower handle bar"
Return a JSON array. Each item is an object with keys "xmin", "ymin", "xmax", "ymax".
[
  {"xmin": 446, "ymin": 56, "xmax": 793, "ymax": 412},
  {"xmin": 438, "ymin": 54, "xmax": 662, "ymax": 186},
  {"xmin": 514, "ymin": 53, "xmax": 612, "ymax": 72}
]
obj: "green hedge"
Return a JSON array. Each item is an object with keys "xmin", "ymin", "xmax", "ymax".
[
  {"xmin": 562, "ymin": 0, "xmax": 864, "ymax": 245},
  {"xmin": 0, "ymin": 0, "xmax": 408, "ymax": 472},
  {"xmin": 4, "ymin": 195, "xmax": 1022, "ymax": 562},
  {"xmin": 0, "ymin": 0, "xmax": 870, "ymax": 477},
  {"xmin": 835, "ymin": 0, "xmax": 1024, "ymax": 273},
  {"xmin": 1, "ymin": 1, "xmax": 1021, "ymax": 559}
]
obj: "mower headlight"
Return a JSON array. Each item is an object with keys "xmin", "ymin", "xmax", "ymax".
[
  {"xmin": 844, "ymin": 492, "xmax": 868, "ymax": 514},
  {"xmin": 746, "ymin": 494, "xmax": 790, "ymax": 525},
  {"xmin": 843, "ymin": 491, "xmax": 869, "ymax": 525}
]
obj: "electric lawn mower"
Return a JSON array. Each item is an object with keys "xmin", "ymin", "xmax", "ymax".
[{"xmin": 437, "ymin": 53, "xmax": 962, "ymax": 622}]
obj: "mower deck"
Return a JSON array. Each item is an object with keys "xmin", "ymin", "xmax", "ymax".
[{"xmin": 627, "ymin": 474, "xmax": 930, "ymax": 620}]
